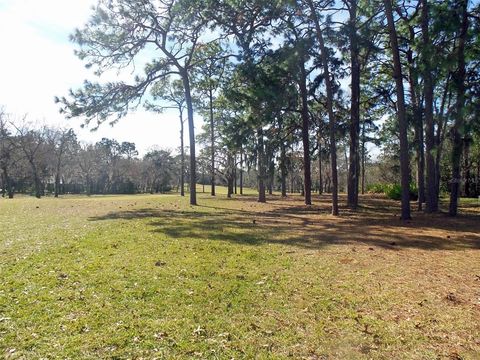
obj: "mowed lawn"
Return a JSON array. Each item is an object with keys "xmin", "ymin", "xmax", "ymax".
[{"xmin": 1, "ymin": 190, "xmax": 479, "ymax": 359}]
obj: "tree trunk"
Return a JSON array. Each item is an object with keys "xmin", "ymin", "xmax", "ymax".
[
  {"xmin": 476, "ymin": 162, "xmax": 480, "ymax": 197},
  {"xmin": 361, "ymin": 120, "xmax": 366, "ymax": 195},
  {"xmin": 257, "ymin": 127, "xmax": 266, "ymax": 203},
  {"xmin": 347, "ymin": 0, "xmax": 360, "ymax": 210},
  {"xmin": 384, "ymin": 0, "xmax": 411, "ymax": 220},
  {"xmin": 209, "ymin": 89, "xmax": 216, "ymax": 196},
  {"xmin": 422, "ymin": 0, "xmax": 438, "ymax": 212},
  {"xmin": 416, "ymin": 120, "xmax": 426, "ymax": 209},
  {"xmin": 182, "ymin": 71, "xmax": 197, "ymax": 206},
  {"xmin": 2, "ymin": 167, "xmax": 13, "ymax": 198},
  {"xmin": 344, "ymin": 146, "xmax": 348, "ymax": 192},
  {"xmin": 280, "ymin": 141, "xmax": 287, "ymax": 197},
  {"xmin": 34, "ymin": 175, "xmax": 42, "ymax": 199},
  {"xmin": 307, "ymin": 0, "xmax": 338, "ymax": 215},
  {"xmin": 1, "ymin": 171, "xmax": 4, "ymax": 198},
  {"xmin": 318, "ymin": 136, "xmax": 323, "ymax": 195},
  {"xmin": 407, "ymin": 49, "xmax": 425, "ymax": 211},
  {"xmin": 449, "ymin": 0, "xmax": 468, "ymax": 216},
  {"xmin": 435, "ymin": 78, "xmax": 451, "ymax": 199},
  {"xmin": 299, "ymin": 63, "xmax": 312, "ymax": 205},
  {"xmin": 179, "ymin": 107, "xmax": 185, "ymax": 197},
  {"xmin": 234, "ymin": 161, "xmax": 237, "ymax": 195},
  {"xmin": 227, "ymin": 153, "xmax": 234, "ymax": 198},
  {"xmin": 463, "ymin": 139, "xmax": 471, "ymax": 197},
  {"xmin": 240, "ymin": 149, "xmax": 244, "ymax": 195},
  {"xmin": 227, "ymin": 178, "xmax": 234, "ymax": 198},
  {"xmin": 29, "ymin": 161, "xmax": 42, "ymax": 199},
  {"xmin": 86, "ymin": 175, "xmax": 91, "ymax": 196},
  {"xmin": 54, "ymin": 172, "xmax": 60, "ymax": 198},
  {"xmin": 268, "ymin": 158, "xmax": 274, "ymax": 196}
]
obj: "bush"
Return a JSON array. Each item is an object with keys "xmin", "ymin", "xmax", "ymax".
[
  {"xmin": 384, "ymin": 184, "xmax": 402, "ymax": 200},
  {"xmin": 367, "ymin": 183, "xmax": 387, "ymax": 194},
  {"xmin": 384, "ymin": 183, "xmax": 418, "ymax": 201}
]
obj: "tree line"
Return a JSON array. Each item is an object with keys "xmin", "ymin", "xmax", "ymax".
[
  {"xmin": 25, "ymin": 0, "xmax": 480, "ymax": 218},
  {"xmin": 0, "ymin": 113, "xmax": 189, "ymax": 198},
  {"xmin": 0, "ymin": 110, "xmax": 355, "ymax": 198}
]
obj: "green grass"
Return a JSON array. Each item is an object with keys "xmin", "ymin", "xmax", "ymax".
[{"xmin": 1, "ymin": 191, "xmax": 479, "ymax": 359}]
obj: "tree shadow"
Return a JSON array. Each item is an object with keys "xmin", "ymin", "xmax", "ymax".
[{"xmin": 88, "ymin": 195, "xmax": 480, "ymax": 252}]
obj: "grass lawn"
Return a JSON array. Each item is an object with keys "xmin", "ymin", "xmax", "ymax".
[{"xmin": 1, "ymin": 189, "xmax": 479, "ymax": 359}]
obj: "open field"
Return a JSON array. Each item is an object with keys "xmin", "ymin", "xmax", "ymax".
[{"xmin": 1, "ymin": 190, "xmax": 479, "ymax": 359}]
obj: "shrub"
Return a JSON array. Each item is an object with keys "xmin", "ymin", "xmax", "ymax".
[
  {"xmin": 384, "ymin": 183, "xmax": 418, "ymax": 201},
  {"xmin": 384, "ymin": 184, "xmax": 402, "ymax": 200},
  {"xmin": 367, "ymin": 183, "xmax": 387, "ymax": 194}
]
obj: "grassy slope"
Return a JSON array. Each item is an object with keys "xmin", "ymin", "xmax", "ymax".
[{"xmin": 0, "ymin": 189, "xmax": 479, "ymax": 359}]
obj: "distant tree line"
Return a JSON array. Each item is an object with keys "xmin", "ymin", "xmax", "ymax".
[
  {"xmin": 2, "ymin": 105, "xmax": 478, "ymax": 203},
  {"xmin": 0, "ymin": 110, "xmax": 369, "ymax": 199},
  {"xmin": 0, "ymin": 112, "xmax": 190, "ymax": 198}
]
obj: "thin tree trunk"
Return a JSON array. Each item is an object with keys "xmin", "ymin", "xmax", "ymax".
[
  {"xmin": 476, "ymin": 162, "xmax": 480, "ymax": 196},
  {"xmin": 179, "ymin": 107, "xmax": 185, "ymax": 197},
  {"xmin": 407, "ymin": 50, "xmax": 425, "ymax": 211},
  {"xmin": 299, "ymin": 63, "xmax": 312, "ymax": 205},
  {"xmin": 1, "ymin": 171, "xmax": 4, "ymax": 198},
  {"xmin": 86, "ymin": 175, "xmax": 91, "ymax": 196},
  {"xmin": 240, "ymin": 149, "xmax": 244, "ymax": 195},
  {"xmin": 182, "ymin": 72, "xmax": 197, "ymax": 206},
  {"xmin": 318, "ymin": 135, "xmax": 323, "ymax": 195},
  {"xmin": 435, "ymin": 78, "xmax": 451, "ymax": 198},
  {"xmin": 209, "ymin": 89, "xmax": 216, "ymax": 196},
  {"xmin": 344, "ymin": 146, "xmax": 348, "ymax": 192},
  {"xmin": 361, "ymin": 120, "xmax": 366, "ymax": 195},
  {"xmin": 347, "ymin": 0, "xmax": 360, "ymax": 210},
  {"xmin": 227, "ymin": 153, "xmax": 234, "ymax": 198},
  {"xmin": 422, "ymin": 0, "xmax": 437, "ymax": 212},
  {"xmin": 234, "ymin": 161, "xmax": 237, "ymax": 195},
  {"xmin": 2, "ymin": 167, "xmax": 13, "ymax": 198},
  {"xmin": 463, "ymin": 140, "xmax": 471, "ymax": 197},
  {"xmin": 268, "ymin": 158, "xmax": 274, "ymax": 195},
  {"xmin": 449, "ymin": 0, "xmax": 468, "ymax": 216},
  {"xmin": 280, "ymin": 141, "xmax": 287, "ymax": 197},
  {"xmin": 34, "ymin": 175, "xmax": 42, "ymax": 199},
  {"xmin": 384, "ymin": 0, "xmax": 411, "ymax": 220},
  {"xmin": 307, "ymin": 0, "xmax": 338, "ymax": 215},
  {"xmin": 54, "ymin": 171, "xmax": 60, "ymax": 198},
  {"xmin": 257, "ymin": 127, "xmax": 266, "ymax": 203},
  {"xmin": 29, "ymin": 161, "xmax": 42, "ymax": 199}
]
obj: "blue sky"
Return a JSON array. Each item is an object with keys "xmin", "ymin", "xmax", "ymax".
[{"xmin": 0, "ymin": 0, "xmax": 190, "ymax": 155}]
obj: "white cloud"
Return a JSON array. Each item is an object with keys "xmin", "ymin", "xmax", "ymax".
[{"xmin": 0, "ymin": 0, "xmax": 195, "ymax": 155}]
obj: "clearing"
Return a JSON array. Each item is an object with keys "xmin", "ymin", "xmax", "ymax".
[{"xmin": 0, "ymin": 191, "xmax": 479, "ymax": 359}]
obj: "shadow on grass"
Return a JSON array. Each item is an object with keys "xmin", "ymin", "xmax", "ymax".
[{"xmin": 88, "ymin": 195, "xmax": 480, "ymax": 252}]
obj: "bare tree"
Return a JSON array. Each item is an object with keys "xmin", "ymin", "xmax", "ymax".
[
  {"xmin": 11, "ymin": 119, "xmax": 48, "ymax": 198},
  {"xmin": 45, "ymin": 128, "xmax": 78, "ymax": 197},
  {"xmin": 0, "ymin": 109, "xmax": 16, "ymax": 198}
]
